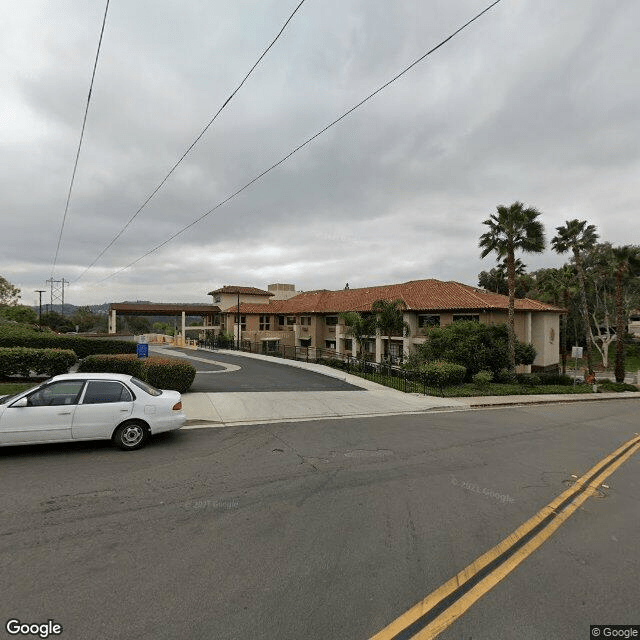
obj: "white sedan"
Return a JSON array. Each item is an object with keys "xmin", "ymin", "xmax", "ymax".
[{"xmin": 0, "ymin": 373, "xmax": 186, "ymax": 450}]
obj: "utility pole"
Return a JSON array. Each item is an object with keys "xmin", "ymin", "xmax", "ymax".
[
  {"xmin": 34, "ymin": 290, "xmax": 46, "ymax": 323},
  {"xmin": 46, "ymin": 278, "xmax": 69, "ymax": 316}
]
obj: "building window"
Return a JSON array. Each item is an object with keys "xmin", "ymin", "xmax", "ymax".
[
  {"xmin": 300, "ymin": 316, "xmax": 311, "ymax": 326},
  {"xmin": 325, "ymin": 316, "xmax": 338, "ymax": 326},
  {"xmin": 234, "ymin": 314, "xmax": 246, "ymax": 330},
  {"xmin": 325, "ymin": 340, "xmax": 336, "ymax": 350},
  {"xmin": 278, "ymin": 315, "xmax": 285, "ymax": 326},
  {"xmin": 418, "ymin": 314, "xmax": 440, "ymax": 328},
  {"xmin": 286, "ymin": 316, "xmax": 296, "ymax": 325},
  {"xmin": 453, "ymin": 314, "xmax": 480, "ymax": 322},
  {"xmin": 344, "ymin": 339, "xmax": 353, "ymax": 352},
  {"xmin": 259, "ymin": 315, "xmax": 270, "ymax": 331}
]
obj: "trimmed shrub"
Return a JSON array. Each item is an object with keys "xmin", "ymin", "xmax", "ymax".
[
  {"xmin": 495, "ymin": 368, "xmax": 517, "ymax": 384},
  {"xmin": 472, "ymin": 370, "xmax": 493, "ymax": 389},
  {"xmin": 78, "ymin": 354, "xmax": 195, "ymax": 393},
  {"xmin": 420, "ymin": 361, "xmax": 466, "ymax": 388},
  {"xmin": 78, "ymin": 354, "xmax": 145, "ymax": 378},
  {"xmin": 0, "ymin": 324, "xmax": 137, "ymax": 358},
  {"xmin": 515, "ymin": 373, "xmax": 541, "ymax": 387},
  {"xmin": 143, "ymin": 358, "xmax": 196, "ymax": 393},
  {"xmin": 537, "ymin": 372, "xmax": 573, "ymax": 386},
  {"xmin": 597, "ymin": 380, "xmax": 638, "ymax": 393},
  {"xmin": 0, "ymin": 347, "xmax": 77, "ymax": 378}
]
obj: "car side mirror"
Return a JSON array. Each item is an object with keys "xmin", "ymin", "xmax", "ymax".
[{"xmin": 11, "ymin": 397, "xmax": 28, "ymax": 408}]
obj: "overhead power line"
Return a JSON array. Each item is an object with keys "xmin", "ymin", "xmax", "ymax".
[
  {"xmin": 92, "ymin": 0, "xmax": 503, "ymax": 286},
  {"xmin": 75, "ymin": 0, "xmax": 308, "ymax": 282},
  {"xmin": 51, "ymin": 0, "xmax": 110, "ymax": 279}
]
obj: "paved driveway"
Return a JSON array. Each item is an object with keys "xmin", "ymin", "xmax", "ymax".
[{"xmin": 159, "ymin": 347, "xmax": 363, "ymax": 392}]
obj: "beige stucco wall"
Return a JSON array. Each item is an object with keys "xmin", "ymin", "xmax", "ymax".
[{"xmin": 531, "ymin": 312, "xmax": 560, "ymax": 367}]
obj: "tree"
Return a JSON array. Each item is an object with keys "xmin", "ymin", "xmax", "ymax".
[
  {"xmin": 611, "ymin": 245, "xmax": 640, "ymax": 382},
  {"xmin": 339, "ymin": 311, "xmax": 375, "ymax": 361},
  {"xmin": 412, "ymin": 320, "xmax": 536, "ymax": 377},
  {"xmin": 479, "ymin": 201, "xmax": 546, "ymax": 371},
  {"xmin": 0, "ymin": 304, "xmax": 37, "ymax": 324},
  {"xmin": 370, "ymin": 299, "xmax": 410, "ymax": 362},
  {"xmin": 0, "ymin": 276, "xmax": 21, "ymax": 306},
  {"xmin": 551, "ymin": 219, "xmax": 599, "ymax": 376},
  {"xmin": 478, "ymin": 257, "xmax": 529, "ymax": 296}
]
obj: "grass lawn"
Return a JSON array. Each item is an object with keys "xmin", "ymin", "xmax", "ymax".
[
  {"xmin": 0, "ymin": 382, "xmax": 40, "ymax": 396},
  {"xmin": 572, "ymin": 342, "xmax": 640, "ymax": 373}
]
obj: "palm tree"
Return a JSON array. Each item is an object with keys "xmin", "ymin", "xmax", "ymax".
[
  {"xmin": 479, "ymin": 201, "xmax": 546, "ymax": 371},
  {"xmin": 370, "ymin": 299, "xmax": 410, "ymax": 363},
  {"xmin": 339, "ymin": 311, "xmax": 375, "ymax": 363},
  {"xmin": 551, "ymin": 219, "xmax": 599, "ymax": 376},
  {"xmin": 611, "ymin": 246, "xmax": 640, "ymax": 382}
]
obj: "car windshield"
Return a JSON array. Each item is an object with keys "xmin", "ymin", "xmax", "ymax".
[
  {"xmin": 0, "ymin": 384, "xmax": 43, "ymax": 405},
  {"xmin": 129, "ymin": 377, "xmax": 162, "ymax": 396}
]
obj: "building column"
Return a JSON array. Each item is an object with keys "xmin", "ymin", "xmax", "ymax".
[
  {"xmin": 108, "ymin": 309, "xmax": 116, "ymax": 334},
  {"xmin": 403, "ymin": 311, "xmax": 417, "ymax": 359},
  {"xmin": 335, "ymin": 325, "xmax": 343, "ymax": 356},
  {"xmin": 375, "ymin": 329, "xmax": 383, "ymax": 364},
  {"xmin": 352, "ymin": 339, "xmax": 357, "ymax": 358}
]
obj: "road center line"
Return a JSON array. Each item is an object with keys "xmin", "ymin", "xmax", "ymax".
[{"xmin": 370, "ymin": 434, "xmax": 640, "ymax": 640}]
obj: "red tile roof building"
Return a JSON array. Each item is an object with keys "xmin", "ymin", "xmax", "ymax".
[{"xmin": 212, "ymin": 279, "xmax": 563, "ymax": 371}]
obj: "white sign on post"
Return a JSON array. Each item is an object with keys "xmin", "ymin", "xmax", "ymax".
[{"xmin": 571, "ymin": 346, "xmax": 583, "ymax": 359}]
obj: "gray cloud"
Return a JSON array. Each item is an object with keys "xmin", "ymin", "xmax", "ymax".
[{"xmin": 2, "ymin": 0, "xmax": 639, "ymax": 307}]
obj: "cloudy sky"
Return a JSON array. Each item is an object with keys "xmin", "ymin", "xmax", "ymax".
[{"xmin": 2, "ymin": 0, "xmax": 639, "ymax": 307}]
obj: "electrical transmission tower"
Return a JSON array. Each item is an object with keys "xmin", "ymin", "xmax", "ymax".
[{"xmin": 46, "ymin": 278, "xmax": 69, "ymax": 316}]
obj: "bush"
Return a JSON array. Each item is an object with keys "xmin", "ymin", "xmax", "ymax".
[
  {"xmin": 415, "ymin": 321, "xmax": 536, "ymax": 377},
  {"xmin": 0, "ymin": 324, "xmax": 137, "ymax": 358},
  {"xmin": 516, "ymin": 373, "xmax": 541, "ymax": 387},
  {"xmin": 420, "ymin": 361, "xmax": 466, "ymax": 388},
  {"xmin": 78, "ymin": 354, "xmax": 195, "ymax": 393},
  {"xmin": 0, "ymin": 347, "xmax": 77, "ymax": 378},
  {"xmin": 472, "ymin": 370, "xmax": 493, "ymax": 389},
  {"xmin": 495, "ymin": 368, "xmax": 517, "ymax": 384},
  {"xmin": 537, "ymin": 372, "xmax": 573, "ymax": 386},
  {"xmin": 597, "ymin": 380, "xmax": 638, "ymax": 393}
]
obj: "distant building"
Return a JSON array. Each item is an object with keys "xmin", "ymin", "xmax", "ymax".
[{"xmin": 205, "ymin": 279, "xmax": 564, "ymax": 372}]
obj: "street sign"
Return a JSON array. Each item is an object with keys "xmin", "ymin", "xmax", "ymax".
[
  {"xmin": 136, "ymin": 343, "xmax": 149, "ymax": 358},
  {"xmin": 571, "ymin": 346, "xmax": 583, "ymax": 358}
]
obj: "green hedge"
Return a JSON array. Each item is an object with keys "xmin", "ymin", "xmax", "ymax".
[
  {"xmin": 78, "ymin": 354, "xmax": 196, "ymax": 393},
  {"xmin": 0, "ymin": 324, "xmax": 137, "ymax": 358},
  {"xmin": 419, "ymin": 361, "xmax": 467, "ymax": 388},
  {"xmin": 0, "ymin": 347, "xmax": 77, "ymax": 378}
]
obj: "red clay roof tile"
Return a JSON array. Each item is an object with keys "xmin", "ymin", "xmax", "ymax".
[{"xmin": 221, "ymin": 279, "xmax": 564, "ymax": 314}]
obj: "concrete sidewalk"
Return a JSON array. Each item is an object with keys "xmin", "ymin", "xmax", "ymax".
[{"xmin": 174, "ymin": 347, "xmax": 639, "ymax": 427}]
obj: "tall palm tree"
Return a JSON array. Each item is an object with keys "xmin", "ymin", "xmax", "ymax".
[
  {"xmin": 370, "ymin": 299, "xmax": 410, "ymax": 363},
  {"xmin": 479, "ymin": 201, "xmax": 546, "ymax": 371},
  {"xmin": 551, "ymin": 219, "xmax": 599, "ymax": 376},
  {"xmin": 611, "ymin": 245, "xmax": 640, "ymax": 382}
]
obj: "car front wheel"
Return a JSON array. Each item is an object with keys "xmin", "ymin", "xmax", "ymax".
[{"xmin": 113, "ymin": 421, "xmax": 148, "ymax": 450}]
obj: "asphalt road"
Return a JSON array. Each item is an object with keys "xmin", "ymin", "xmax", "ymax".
[
  {"xmin": 171, "ymin": 347, "xmax": 364, "ymax": 393},
  {"xmin": 1, "ymin": 401, "xmax": 638, "ymax": 640}
]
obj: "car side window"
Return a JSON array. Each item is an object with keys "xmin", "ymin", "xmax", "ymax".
[
  {"xmin": 82, "ymin": 381, "xmax": 133, "ymax": 405},
  {"xmin": 27, "ymin": 381, "xmax": 85, "ymax": 407}
]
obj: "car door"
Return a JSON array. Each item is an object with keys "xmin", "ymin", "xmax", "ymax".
[
  {"xmin": 72, "ymin": 380, "xmax": 134, "ymax": 439},
  {"xmin": 0, "ymin": 380, "xmax": 85, "ymax": 444}
]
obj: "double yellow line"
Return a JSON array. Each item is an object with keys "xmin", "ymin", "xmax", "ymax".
[{"xmin": 371, "ymin": 434, "xmax": 640, "ymax": 640}]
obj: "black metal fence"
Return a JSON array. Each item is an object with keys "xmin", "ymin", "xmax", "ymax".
[{"xmin": 196, "ymin": 337, "xmax": 439, "ymax": 395}]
